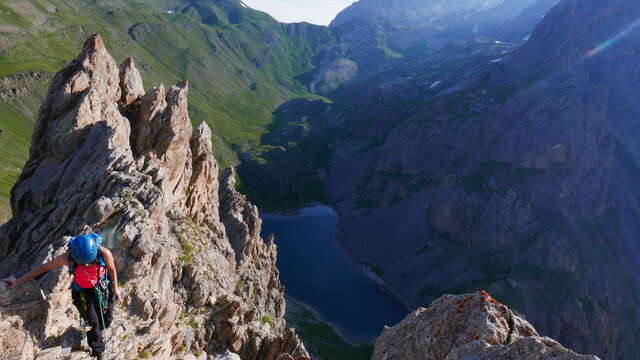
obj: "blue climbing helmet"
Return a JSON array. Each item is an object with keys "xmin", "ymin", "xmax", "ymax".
[{"xmin": 68, "ymin": 233, "xmax": 103, "ymax": 265}]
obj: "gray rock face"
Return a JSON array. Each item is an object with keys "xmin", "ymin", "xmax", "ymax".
[
  {"xmin": 513, "ymin": 0, "xmax": 640, "ymax": 68},
  {"xmin": 187, "ymin": 123, "xmax": 223, "ymax": 231},
  {"xmin": 118, "ymin": 57, "xmax": 144, "ymax": 107},
  {"xmin": 373, "ymin": 292, "xmax": 600, "ymax": 360},
  {"xmin": 0, "ymin": 34, "xmax": 308, "ymax": 360},
  {"xmin": 311, "ymin": 58, "xmax": 358, "ymax": 95}
]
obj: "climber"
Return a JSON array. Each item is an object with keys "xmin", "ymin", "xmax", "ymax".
[{"xmin": 2, "ymin": 233, "xmax": 121, "ymax": 360}]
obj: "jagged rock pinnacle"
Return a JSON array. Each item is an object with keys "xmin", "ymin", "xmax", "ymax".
[
  {"xmin": 0, "ymin": 34, "xmax": 308, "ymax": 360},
  {"xmin": 119, "ymin": 57, "xmax": 145, "ymax": 106},
  {"xmin": 84, "ymin": 33, "xmax": 105, "ymax": 51},
  {"xmin": 187, "ymin": 122, "xmax": 223, "ymax": 231}
]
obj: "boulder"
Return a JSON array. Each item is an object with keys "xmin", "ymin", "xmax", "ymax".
[{"xmin": 373, "ymin": 291, "xmax": 600, "ymax": 360}]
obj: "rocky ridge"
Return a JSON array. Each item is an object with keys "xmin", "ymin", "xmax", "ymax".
[
  {"xmin": 329, "ymin": 0, "xmax": 559, "ymax": 54},
  {"xmin": 373, "ymin": 291, "xmax": 599, "ymax": 360},
  {"xmin": 303, "ymin": 0, "xmax": 543, "ymax": 95},
  {"xmin": 0, "ymin": 34, "xmax": 308, "ymax": 360}
]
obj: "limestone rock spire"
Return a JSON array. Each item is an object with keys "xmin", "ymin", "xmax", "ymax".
[{"xmin": 119, "ymin": 56, "xmax": 145, "ymax": 106}]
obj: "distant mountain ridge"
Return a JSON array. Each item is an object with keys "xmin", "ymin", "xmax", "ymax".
[
  {"xmin": 312, "ymin": 0, "xmax": 561, "ymax": 91},
  {"xmin": 330, "ymin": 0, "xmax": 506, "ymax": 28},
  {"xmin": 331, "ymin": 0, "xmax": 560, "ymax": 40}
]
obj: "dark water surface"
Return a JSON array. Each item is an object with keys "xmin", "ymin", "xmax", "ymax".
[{"xmin": 260, "ymin": 206, "xmax": 408, "ymax": 342}]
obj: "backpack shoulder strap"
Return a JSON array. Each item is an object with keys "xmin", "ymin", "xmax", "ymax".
[
  {"xmin": 67, "ymin": 251, "xmax": 77, "ymax": 275},
  {"xmin": 67, "ymin": 250, "xmax": 107, "ymax": 275},
  {"xmin": 96, "ymin": 249, "xmax": 110, "ymax": 283},
  {"xmin": 96, "ymin": 249, "xmax": 107, "ymax": 268}
]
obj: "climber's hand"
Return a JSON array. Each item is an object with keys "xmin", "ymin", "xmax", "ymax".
[
  {"xmin": 2, "ymin": 276, "xmax": 17, "ymax": 289},
  {"xmin": 114, "ymin": 287, "xmax": 122, "ymax": 302}
]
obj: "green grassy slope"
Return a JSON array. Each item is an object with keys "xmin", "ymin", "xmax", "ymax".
[
  {"xmin": 285, "ymin": 298, "xmax": 373, "ymax": 360},
  {"xmin": 0, "ymin": 0, "xmax": 332, "ymax": 219},
  {"xmin": 0, "ymin": 71, "xmax": 51, "ymax": 222}
]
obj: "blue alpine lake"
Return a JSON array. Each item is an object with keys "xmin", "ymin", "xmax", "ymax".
[{"xmin": 260, "ymin": 206, "xmax": 408, "ymax": 343}]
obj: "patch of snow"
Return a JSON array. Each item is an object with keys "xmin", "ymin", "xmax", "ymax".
[
  {"xmin": 167, "ymin": 9, "xmax": 176, "ymax": 14},
  {"xmin": 430, "ymin": 80, "xmax": 442, "ymax": 89},
  {"xmin": 436, "ymin": 81, "xmax": 468, "ymax": 97},
  {"xmin": 490, "ymin": 58, "xmax": 503, "ymax": 63},
  {"xmin": 494, "ymin": 40, "xmax": 504, "ymax": 44},
  {"xmin": 523, "ymin": 34, "xmax": 531, "ymax": 41}
]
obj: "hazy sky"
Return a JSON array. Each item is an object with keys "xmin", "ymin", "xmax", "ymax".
[{"xmin": 241, "ymin": 0, "xmax": 355, "ymax": 26}]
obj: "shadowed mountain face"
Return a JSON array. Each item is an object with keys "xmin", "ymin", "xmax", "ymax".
[
  {"xmin": 329, "ymin": 0, "xmax": 560, "ymax": 54},
  {"xmin": 330, "ymin": 0, "xmax": 506, "ymax": 28},
  {"xmin": 241, "ymin": 0, "xmax": 640, "ymax": 359},
  {"xmin": 320, "ymin": 0, "xmax": 640, "ymax": 358}
]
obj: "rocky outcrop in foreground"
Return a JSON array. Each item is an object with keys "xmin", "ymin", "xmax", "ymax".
[
  {"xmin": 0, "ymin": 34, "xmax": 308, "ymax": 360},
  {"xmin": 373, "ymin": 291, "xmax": 599, "ymax": 360}
]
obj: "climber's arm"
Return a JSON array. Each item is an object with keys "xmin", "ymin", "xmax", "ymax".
[
  {"xmin": 2, "ymin": 253, "xmax": 70, "ymax": 288},
  {"xmin": 100, "ymin": 246, "xmax": 121, "ymax": 302}
]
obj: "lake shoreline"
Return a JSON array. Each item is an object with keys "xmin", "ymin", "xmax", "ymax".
[
  {"xmin": 261, "ymin": 205, "xmax": 409, "ymax": 342},
  {"xmin": 286, "ymin": 295, "xmax": 373, "ymax": 346},
  {"xmin": 265, "ymin": 205, "xmax": 410, "ymax": 312},
  {"xmin": 333, "ymin": 223, "xmax": 413, "ymax": 313},
  {"xmin": 263, "ymin": 203, "xmax": 412, "ymax": 312}
]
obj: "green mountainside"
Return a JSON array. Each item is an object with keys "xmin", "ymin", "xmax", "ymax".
[
  {"xmin": 0, "ymin": 0, "xmax": 333, "ymax": 221},
  {"xmin": 0, "ymin": 77, "xmax": 48, "ymax": 222}
]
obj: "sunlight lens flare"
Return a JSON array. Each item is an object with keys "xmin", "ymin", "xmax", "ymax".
[
  {"xmin": 99, "ymin": 226, "xmax": 123, "ymax": 249},
  {"xmin": 586, "ymin": 18, "xmax": 640, "ymax": 57}
]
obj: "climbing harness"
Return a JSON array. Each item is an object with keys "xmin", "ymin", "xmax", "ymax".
[
  {"xmin": 94, "ymin": 282, "xmax": 108, "ymax": 330},
  {"xmin": 74, "ymin": 262, "xmax": 111, "ymax": 330}
]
